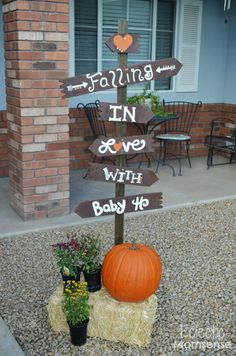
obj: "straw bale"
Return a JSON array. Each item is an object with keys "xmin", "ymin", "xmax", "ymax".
[
  {"xmin": 88, "ymin": 288, "xmax": 157, "ymax": 346},
  {"xmin": 47, "ymin": 284, "xmax": 68, "ymax": 332},
  {"xmin": 47, "ymin": 286, "xmax": 157, "ymax": 346}
]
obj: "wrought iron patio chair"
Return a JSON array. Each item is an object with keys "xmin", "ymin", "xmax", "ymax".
[
  {"xmin": 156, "ymin": 100, "xmax": 202, "ymax": 175},
  {"xmin": 77, "ymin": 100, "xmax": 108, "ymax": 164},
  {"xmin": 205, "ymin": 118, "xmax": 236, "ymax": 168}
]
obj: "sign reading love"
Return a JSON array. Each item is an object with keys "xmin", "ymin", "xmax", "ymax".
[
  {"xmin": 105, "ymin": 33, "xmax": 140, "ymax": 53},
  {"xmin": 89, "ymin": 135, "xmax": 154, "ymax": 157}
]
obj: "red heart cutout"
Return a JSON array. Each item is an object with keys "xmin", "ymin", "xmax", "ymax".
[
  {"xmin": 113, "ymin": 34, "xmax": 133, "ymax": 52},
  {"xmin": 113, "ymin": 142, "xmax": 123, "ymax": 152}
]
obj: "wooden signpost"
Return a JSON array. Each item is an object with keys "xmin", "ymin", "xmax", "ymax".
[
  {"xmin": 89, "ymin": 135, "xmax": 154, "ymax": 157},
  {"xmin": 99, "ymin": 102, "xmax": 154, "ymax": 124},
  {"xmin": 61, "ymin": 20, "xmax": 182, "ymax": 245},
  {"xmin": 74, "ymin": 193, "xmax": 162, "ymax": 218},
  {"xmin": 86, "ymin": 163, "xmax": 158, "ymax": 186},
  {"xmin": 60, "ymin": 58, "xmax": 182, "ymax": 98}
]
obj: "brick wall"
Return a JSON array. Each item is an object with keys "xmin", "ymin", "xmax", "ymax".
[
  {"xmin": 0, "ymin": 111, "xmax": 8, "ymax": 176},
  {"xmin": 3, "ymin": 0, "xmax": 70, "ymax": 220},
  {"xmin": 1, "ymin": 103, "xmax": 235, "ymax": 178}
]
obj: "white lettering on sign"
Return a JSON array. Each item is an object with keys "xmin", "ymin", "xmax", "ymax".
[
  {"xmin": 91, "ymin": 196, "xmax": 150, "ymax": 216},
  {"xmin": 87, "ymin": 72, "xmax": 102, "ymax": 93},
  {"xmin": 98, "ymin": 138, "xmax": 146, "ymax": 155},
  {"xmin": 131, "ymin": 68, "xmax": 144, "ymax": 82},
  {"xmin": 132, "ymin": 196, "xmax": 149, "ymax": 211},
  {"xmin": 92, "ymin": 199, "xmax": 126, "ymax": 216},
  {"xmin": 69, "ymin": 65, "xmax": 154, "ymax": 94},
  {"xmin": 108, "ymin": 105, "xmax": 136, "ymax": 122},
  {"xmin": 103, "ymin": 167, "xmax": 143, "ymax": 184},
  {"xmin": 144, "ymin": 64, "xmax": 153, "ymax": 80}
]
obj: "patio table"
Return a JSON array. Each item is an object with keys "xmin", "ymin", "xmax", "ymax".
[{"xmin": 135, "ymin": 114, "xmax": 179, "ymax": 176}]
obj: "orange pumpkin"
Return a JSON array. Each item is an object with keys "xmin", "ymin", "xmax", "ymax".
[{"xmin": 102, "ymin": 242, "xmax": 162, "ymax": 302}]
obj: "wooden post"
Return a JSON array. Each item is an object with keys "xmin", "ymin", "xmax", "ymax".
[{"xmin": 114, "ymin": 20, "xmax": 128, "ymax": 245}]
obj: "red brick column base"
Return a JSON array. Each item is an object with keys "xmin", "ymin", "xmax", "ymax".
[{"xmin": 3, "ymin": 0, "xmax": 70, "ymax": 219}]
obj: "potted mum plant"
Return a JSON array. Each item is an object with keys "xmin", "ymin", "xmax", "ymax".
[
  {"xmin": 62, "ymin": 280, "xmax": 89, "ymax": 346},
  {"xmin": 80, "ymin": 234, "xmax": 101, "ymax": 292},
  {"xmin": 52, "ymin": 239, "xmax": 82, "ymax": 281}
]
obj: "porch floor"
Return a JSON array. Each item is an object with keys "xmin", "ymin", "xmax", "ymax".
[{"xmin": 0, "ymin": 156, "xmax": 235, "ymax": 238}]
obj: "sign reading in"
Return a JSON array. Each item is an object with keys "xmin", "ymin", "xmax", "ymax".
[
  {"xmin": 105, "ymin": 33, "xmax": 140, "ymax": 53},
  {"xmin": 99, "ymin": 102, "xmax": 154, "ymax": 124},
  {"xmin": 74, "ymin": 192, "xmax": 162, "ymax": 218},
  {"xmin": 89, "ymin": 135, "xmax": 154, "ymax": 157},
  {"xmin": 86, "ymin": 162, "xmax": 158, "ymax": 186},
  {"xmin": 60, "ymin": 58, "xmax": 182, "ymax": 98}
]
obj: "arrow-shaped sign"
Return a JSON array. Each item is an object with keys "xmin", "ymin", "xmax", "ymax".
[
  {"xmin": 89, "ymin": 135, "xmax": 154, "ymax": 157},
  {"xmin": 74, "ymin": 192, "xmax": 162, "ymax": 218},
  {"xmin": 99, "ymin": 102, "xmax": 154, "ymax": 124},
  {"xmin": 60, "ymin": 58, "xmax": 182, "ymax": 98},
  {"xmin": 86, "ymin": 162, "xmax": 158, "ymax": 186}
]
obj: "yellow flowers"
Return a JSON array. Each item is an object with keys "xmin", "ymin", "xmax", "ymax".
[
  {"xmin": 63, "ymin": 280, "xmax": 89, "ymax": 301},
  {"xmin": 62, "ymin": 279, "xmax": 90, "ymax": 325}
]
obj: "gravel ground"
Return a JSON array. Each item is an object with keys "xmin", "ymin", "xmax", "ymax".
[{"xmin": 0, "ymin": 199, "xmax": 236, "ymax": 356}]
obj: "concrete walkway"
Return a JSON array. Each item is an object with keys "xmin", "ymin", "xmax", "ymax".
[{"xmin": 0, "ymin": 316, "xmax": 25, "ymax": 356}]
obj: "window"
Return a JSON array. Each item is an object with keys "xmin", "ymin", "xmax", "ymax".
[{"xmin": 74, "ymin": 0, "xmax": 176, "ymax": 91}]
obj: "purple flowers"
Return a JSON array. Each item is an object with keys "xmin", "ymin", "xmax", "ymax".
[{"xmin": 52, "ymin": 239, "xmax": 81, "ymax": 251}]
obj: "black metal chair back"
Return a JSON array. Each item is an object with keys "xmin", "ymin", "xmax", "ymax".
[
  {"xmin": 205, "ymin": 118, "xmax": 236, "ymax": 168},
  {"xmin": 77, "ymin": 100, "xmax": 106, "ymax": 139},
  {"xmin": 163, "ymin": 100, "xmax": 202, "ymax": 134}
]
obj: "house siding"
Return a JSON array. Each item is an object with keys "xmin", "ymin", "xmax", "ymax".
[{"xmin": 224, "ymin": 1, "xmax": 236, "ymax": 104}]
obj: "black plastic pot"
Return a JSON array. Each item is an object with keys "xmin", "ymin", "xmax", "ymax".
[
  {"xmin": 60, "ymin": 271, "xmax": 76, "ymax": 282},
  {"xmin": 68, "ymin": 319, "xmax": 89, "ymax": 346},
  {"xmin": 60, "ymin": 266, "xmax": 81, "ymax": 283},
  {"xmin": 83, "ymin": 266, "xmax": 101, "ymax": 292}
]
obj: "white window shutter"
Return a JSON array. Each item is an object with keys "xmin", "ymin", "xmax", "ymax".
[{"xmin": 176, "ymin": 0, "xmax": 203, "ymax": 92}]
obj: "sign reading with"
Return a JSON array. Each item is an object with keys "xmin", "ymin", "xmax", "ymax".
[
  {"xmin": 86, "ymin": 162, "xmax": 158, "ymax": 186},
  {"xmin": 60, "ymin": 58, "xmax": 182, "ymax": 98},
  {"xmin": 74, "ymin": 192, "xmax": 162, "ymax": 218},
  {"xmin": 99, "ymin": 102, "xmax": 154, "ymax": 124},
  {"xmin": 105, "ymin": 33, "xmax": 140, "ymax": 53},
  {"xmin": 89, "ymin": 135, "xmax": 154, "ymax": 157}
]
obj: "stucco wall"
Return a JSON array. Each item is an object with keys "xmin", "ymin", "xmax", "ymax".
[{"xmin": 224, "ymin": 1, "xmax": 236, "ymax": 104}]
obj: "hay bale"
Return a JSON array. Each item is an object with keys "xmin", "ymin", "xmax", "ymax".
[
  {"xmin": 47, "ymin": 286, "xmax": 157, "ymax": 346},
  {"xmin": 47, "ymin": 284, "xmax": 68, "ymax": 332},
  {"xmin": 88, "ymin": 288, "xmax": 157, "ymax": 347}
]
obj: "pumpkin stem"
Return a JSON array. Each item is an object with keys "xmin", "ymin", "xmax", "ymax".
[{"xmin": 129, "ymin": 240, "xmax": 139, "ymax": 250}]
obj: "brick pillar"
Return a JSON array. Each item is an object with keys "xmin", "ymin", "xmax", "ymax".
[{"xmin": 3, "ymin": 0, "xmax": 70, "ymax": 219}]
